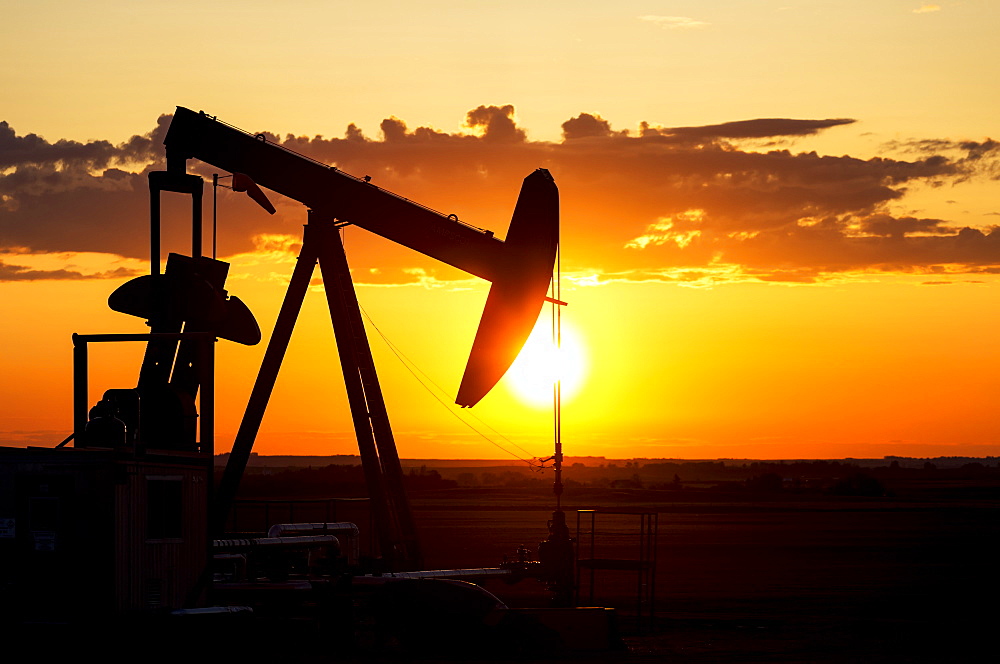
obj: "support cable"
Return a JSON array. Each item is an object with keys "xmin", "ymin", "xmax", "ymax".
[
  {"xmin": 341, "ymin": 225, "xmax": 546, "ymax": 470},
  {"xmin": 358, "ymin": 304, "xmax": 544, "ymax": 469}
]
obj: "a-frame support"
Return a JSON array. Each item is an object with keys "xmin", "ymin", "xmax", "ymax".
[{"xmin": 214, "ymin": 212, "xmax": 422, "ymax": 570}]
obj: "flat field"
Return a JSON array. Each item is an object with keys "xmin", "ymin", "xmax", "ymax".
[{"xmin": 408, "ymin": 485, "xmax": 998, "ymax": 663}]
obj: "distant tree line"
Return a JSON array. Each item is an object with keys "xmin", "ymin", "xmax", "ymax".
[
  {"xmin": 227, "ymin": 464, "xmax": 458, "ymax": 499},
  {"xmin": 225, "ymin": 458, "xmax": 1000, "ymax": 500}
]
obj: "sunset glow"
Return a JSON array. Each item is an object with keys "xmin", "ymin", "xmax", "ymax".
[
  {"xmin": 504, "ymin": 315, "xmax": 587, "ymax": 408},
  {"xmin": 3, "ymin": 2, "xmax": 1000, "ymax": 460}
]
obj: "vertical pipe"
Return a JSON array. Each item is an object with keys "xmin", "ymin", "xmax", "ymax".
[
  {"xmin": 199, "ymin": 336, "xmax": 215, "ymax": 455},
  {"xmin": 212, "ymin": 174, "xmax": 219, "ymax": 260},
  {"xmin": 150, "ymin": 185, "xmax": 160, "ymax": 276},
  {"xmin": 72, "ymin": 334, "xmax": 88, "ymax": 444},
  {"xmin": 192, "ymin": 179, "xmax": 203, "ymax": 259},
  {"xmin": 200, "ymin": 334, "xmax": 215, "ymax": 608}
]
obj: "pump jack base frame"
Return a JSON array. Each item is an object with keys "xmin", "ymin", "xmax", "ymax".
[{"xmin": 216, "ymin": 214, "xmax": 421, "ymax": 570}]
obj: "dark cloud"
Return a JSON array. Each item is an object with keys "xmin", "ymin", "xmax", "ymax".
[
  {"xmin": 379, "ymin": 117, "xmax": 409, "ymax": 142},
  {"xmin": 858, "ymin": 214, "xmax": 953, "ymax": 238},
  {"xmin": 0, "ymin": 114, "xmax": 168, "ymax": 169},
  {"xmin": 881, "ymin": 137, "xmax": 1000, "ymax": 178},
  {"xmin": 464, "ymin": 105, "xmax": 526, "ymax": 143},
  {"xmin": 1, "ymin": 108, "xmax": 997, "ymax": 283},
  {"xmin": 641, "ymin": 118, "xmax": 856, "ymax": 141},
  {"xmin": 0, "ymin": 121, "xmax": 115, "ymax": 170},
  {"xmin": 742, "ymin": 223, "xmax": 1000, "ymax": 274},
  {"xmin": 0, "ymin": 258, "xmax": 136, "ymax": 282},
  {"xmin": 959, "ymin": 138, "xmax": 1000, "ymax": 161},
  {"xmin": 0, "ymin": 115, "xmax": 298, "ymax": 262},
  {"xmin": 562, "ymin": 113, "xmax": 617, "ymax": 140},
  {"xmin": 0, "ymin": 115, "xmax": 185, "ymax": 262}
]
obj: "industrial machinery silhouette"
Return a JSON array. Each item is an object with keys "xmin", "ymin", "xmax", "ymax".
[
  {"xmin": 160, "ymin": 107, "xmax": 558, "ymax": 570},
  {"xmin": 0, "ymin": 108, "xmax": 603, "ymax": 649}
]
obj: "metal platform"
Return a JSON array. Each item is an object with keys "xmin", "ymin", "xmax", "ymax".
[{"xmin": 575, "ymin": 508, "xmax": 658, "ymax": 631}]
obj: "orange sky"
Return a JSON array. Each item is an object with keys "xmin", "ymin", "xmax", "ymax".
[{"xmin": 3, "ymin": 2, "xmax": 1000, "ymax": 460}]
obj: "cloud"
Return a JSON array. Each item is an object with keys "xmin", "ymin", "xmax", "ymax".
[
  {"xmin": 638, "ymin": 15, "xmax": 710, "ymax": 29},
  {"xmin": 464, "ymin": 105, "xmax": 527, "ymax": 143},
  {"xmin": 913, "ymin": 5, "xmax": 942, "ymax": 14},
  {"xmin": 630, "ymin": 219, "xmax": 1000, "ymax": 279},
  {"xmin": 562, "ymin": 113, "xmax": 616, "ymax": 140},
  {"xmin": 0, "ymin": 115, "xmax": 168, "ymax": 170},
  {"xmin": 645, "ymin": 118, "xmax": 856, "ymax": 141},
  {"xmin": 0, "ymin": 258, "xmax": 136, "ymax": 282},
  {"xmin": 879, "ymin": 137, "xmax": 1000, "ymax": 182},
  {"xmin": 2, "ymin": 107, "xmax": 998, "ymax": 284},
  {"xmin": 882, "ymin": 137, "xmax": 1000, "ymax": 160}
]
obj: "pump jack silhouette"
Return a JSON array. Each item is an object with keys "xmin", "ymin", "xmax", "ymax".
[{"xmin": 159, "ymin": 108, "xmax": 560, "ymax": 570}]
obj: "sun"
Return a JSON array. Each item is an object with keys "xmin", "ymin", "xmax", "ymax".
[{"xmin": 504, "ymin": 316, "xmax": 587, "ymax": 408}]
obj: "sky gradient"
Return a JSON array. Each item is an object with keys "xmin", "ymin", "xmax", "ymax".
[{"xmin": 3, "ymin": 1, "xmax": 1000, "ymax": 460}]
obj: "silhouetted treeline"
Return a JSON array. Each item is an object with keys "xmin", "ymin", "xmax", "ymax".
[
  {"xmin": 226, "ymin": 464, "xmax": 457, "ymax": 499},
  {"xmin": 635, "ymin": 459, "xmax": 1000, "ymax": 484},
  {"xmin": 223, "ymin": 458, "xmax": 999, "ymax": 500},
  {"xmin": 440, "ymin": 459, "xmax": 999, "ymax": 497},
  {"xmin": 404, "ymin": 466, "xmax": 459, "ymax": 491}
]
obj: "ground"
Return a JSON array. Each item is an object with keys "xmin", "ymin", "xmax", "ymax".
[{"xmin": 401, "ymin": 483, "xmax": 997, "ymax": 663}]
